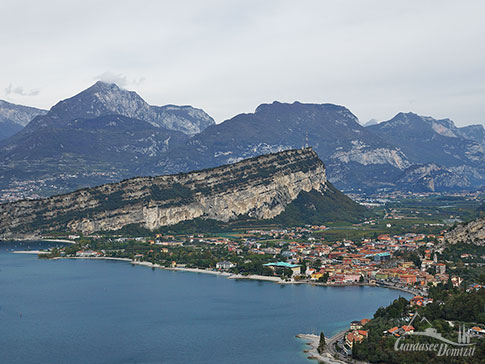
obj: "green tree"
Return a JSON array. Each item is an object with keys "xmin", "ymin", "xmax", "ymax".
[{"xmin": 318, "ymin": 331, "xmax": 326, "ymax": 354}]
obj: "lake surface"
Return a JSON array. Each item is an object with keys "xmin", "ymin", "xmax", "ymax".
[{"xmin": 0, "ymin": 241, "xmax": 411, "ymax": 364}]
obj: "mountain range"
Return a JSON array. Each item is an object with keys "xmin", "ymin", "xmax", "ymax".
[
  {"xmin": 0, "ymin": 81, "xmax": 483, "ymax": 200},
  {"xmin": 0, "ymin": 82, "xmax": 214, "ymax": 199},
  {"xmin": 158, "ymin": 101, "xmax": 412, "ymax": 191}
]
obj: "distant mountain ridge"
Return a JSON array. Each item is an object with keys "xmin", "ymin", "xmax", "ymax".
[
  {"xmin": 0, "ymin": 82, "xmax": 483, "ymax": 200},
  {"xmin": 0, "ymin": 100, "xmax": 47, "ymax": 140},
  {"xmin": 368, "ymin": 112, "xmax": 484, "ymax": 188},
  {"xmin": 166, "ymin": 106, "xmax": 483, "ymax": 192},
  {"xmin": 157, "ymin": 101, "xmax": 411, "ymax": 191}
]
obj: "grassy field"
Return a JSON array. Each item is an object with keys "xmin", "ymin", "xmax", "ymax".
[{"xmin": 315, "ymin": 194, "xmax": 483, "ymax": 242}]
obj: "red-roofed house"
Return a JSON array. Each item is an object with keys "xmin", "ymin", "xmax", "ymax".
[{"xmin": 402, "ymin": 325, "xmax": 415, "ymax": 333}]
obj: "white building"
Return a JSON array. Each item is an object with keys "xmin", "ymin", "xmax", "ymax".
[{"xmin": 216, "ymin": 261, "xmax": 236, "ymax": 270}]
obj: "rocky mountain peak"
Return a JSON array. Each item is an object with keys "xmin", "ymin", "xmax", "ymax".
[
  {"xmin": 90, "ymin": 80, "xmax": 119, "ymax": 90},
  {"xmin": 26, "ymin": 82, "xmax": 214, "ymax": 136},
  {"xmin": 253, "ymin": 101, "xmax": 360, "ymax": 127},
  {"xmin": 49, "ymin": 81, "xmax": 151, "ymax": 122},
  {"xmin": 368, "ymin": 113, "xmax": 484, "ymax": 188},
  {"xmin": 380, "ymin": 112, "xmax": 460, "ymax": 138},
  {"xmin": 363, "ymin": 119, "xmax": 378, "ymax": 127}
]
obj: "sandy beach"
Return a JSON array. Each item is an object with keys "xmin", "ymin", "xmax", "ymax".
[
  {"xmin": 131, "ymin": 260, "xmax": 232, "ymax": 277},
  {"xmin": 66, "ymin": 257, "xmax": 132, "ymax": 262},
  {"xmin": 3, "ymin": 238, "xmax": 76, "ymax": 244},
  {"xmin": 65, "ymin": 257, "xmax": 286, "ymax": 281},
  {"xmin": 228, "ymin": 274, "xmax": 283, "ymax": 282},
  {"xmin": 13, "ymin": 250, "xmax": 51, "ymax": 255},
  {"xmin": 41, "ymin": 238, "xmax": 76, "ymax": 244},
  {"xmin": 168, "ymin": 266, "xmax": 231, "ymax": 276}
]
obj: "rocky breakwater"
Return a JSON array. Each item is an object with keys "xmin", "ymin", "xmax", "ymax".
[{"xmin": 0, "ymin": 148, "xmax": 328, "ymax": 237}]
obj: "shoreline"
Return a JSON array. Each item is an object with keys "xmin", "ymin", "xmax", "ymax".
[
  {"xmin": 1, "ymin": 238, "xmax": 76, "ymax": 244},
  {"xmin": 297, "ymin": 332, "xmax": 347, "ymax": 364},
  {"xmin": 16, "ymin": 253, "xmax": 421, "ymax": 295},
  {"xmin": 69, "ymin": 258, "xmax": 420, "ymax": 294},
  {"xmin": 13, "ymin": 250, "xmax": 51, "ymax": 255},
  {"xmin": 65, "ymin": 256, "xmax": 132, "ymax": 262},
  {"xmin": 40, "ymin": 238, "xmax": 76, "ymax": 244},
  {"xmin": 63, "ymin": 257, "xmax": 233, "ymax": 277}
]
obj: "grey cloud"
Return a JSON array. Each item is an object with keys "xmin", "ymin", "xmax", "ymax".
[
  {"xmin": 5, "ymin": 84, "xmax": 40, "ymax": 97},
  {"xmin": 95, "ymin": 72, "xmax": 145, "ymax": 88}
]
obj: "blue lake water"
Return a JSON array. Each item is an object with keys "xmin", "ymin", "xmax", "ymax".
[{"xmin": 0, "ymin": 241, "xmax": 411, "ymax": 364}]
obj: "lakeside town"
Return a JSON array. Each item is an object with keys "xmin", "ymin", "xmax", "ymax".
[{"xmin": 45, "ymin": 227, "xmax": 460, "ymax": 293}]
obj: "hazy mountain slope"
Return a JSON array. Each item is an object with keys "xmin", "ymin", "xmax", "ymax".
[
  {"xmin": 0, "ymin": 100, "xmax": 47, "ymax": 140},
  {"xmin": 1, "ymin": 114, "xmax": 187, "ymax": 161},
  {"xmin": 459, "ymin": 124, "xmax": 485, "ymax": 146},
  {"xmin": 0, "ymin": 99, "xmax": 47, "ymax": 126},
  {"xmin": 0, "ymin": 119, "xmax": 23, "ymax": 141},
  {"xmin": 368, "ymin": 112, "xmax": 484, "ymax": 187},
  {"xmin": 368, "ymin": 112, "xmax": 483, "ymax": 166},
  {"xmin": 0, "ymin": 114, "xmax": 188, "ymax": 198},
  {"xmin": 396, "ymin": 163, "xmax": 471, "ymax": 192}
]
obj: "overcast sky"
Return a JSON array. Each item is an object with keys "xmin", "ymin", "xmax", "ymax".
[{"xmin": 1, "ymin": 0, "xmax": 484, "ymax": 126}]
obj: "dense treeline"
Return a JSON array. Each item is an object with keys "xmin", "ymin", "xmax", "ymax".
[
  {"xmin": 58, "ymin": 238, "xmax": 282, "ymax": 275},
  {"xmin": 440, "ymin": 243, "xmax": 485, "ymax": 264}
]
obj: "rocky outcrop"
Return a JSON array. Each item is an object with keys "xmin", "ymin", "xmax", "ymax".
[
  {"xmin": 445, "ymin": 217, "xmax": 485, "ymax": 245},
  {"xmin": 0, "ymin": 148, "xmax": 328, "ymax": 236},
  {"xmin": 396, "ymin": 164, "xmax": 471, "ymax": 192}
]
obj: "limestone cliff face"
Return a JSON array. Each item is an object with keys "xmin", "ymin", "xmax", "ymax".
[
  {"xmin": 444, "ymin": 217, "xmax": 485, "ymax": 245},
  {"xmin": 0, "ymin": 148, "xmax": 327, "ymax": 236}
]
